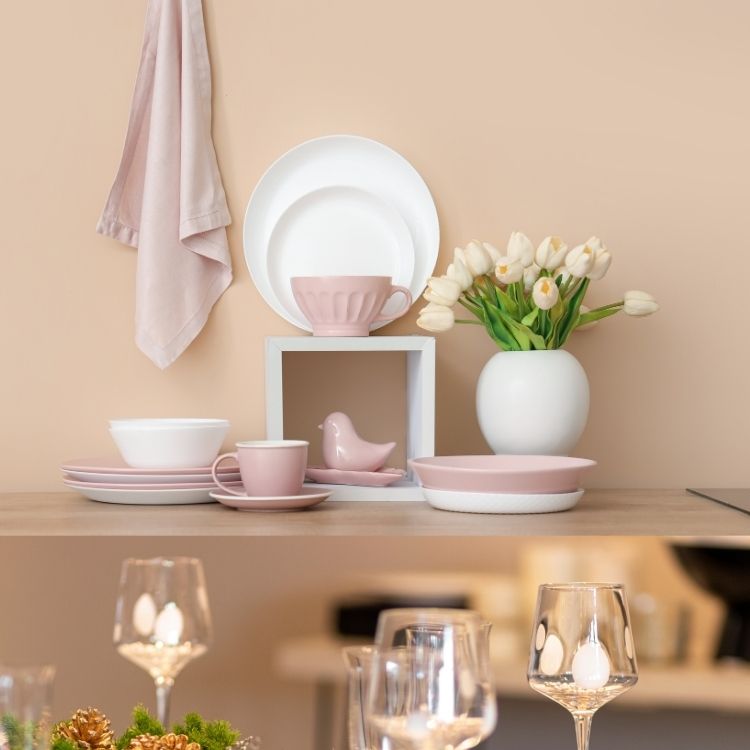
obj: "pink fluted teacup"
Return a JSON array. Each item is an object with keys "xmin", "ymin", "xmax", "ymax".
[{"xmin": 291, "ymin": 275, "xmax": 412, "ymax": 336}]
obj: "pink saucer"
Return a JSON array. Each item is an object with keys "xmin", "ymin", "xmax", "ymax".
[
  {"xmin": 210, "ymin": 487, "xmax": 331, "ymax": 512},
  {"xmin": 61, "ymin": 457, "xmax": 240, "ymax": 475},
  {"xmin": 305, "ymin": 466, "xmax": 405, "ymax": 487}
]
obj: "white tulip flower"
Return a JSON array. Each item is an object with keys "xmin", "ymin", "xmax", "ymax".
[
  {"xmin": 535, "ymin": 236, "xmax": 568, "ymax": 270},
  {"xmin": 507, "ymin": 231, "xmax": 536, "ymax": 267},
  {"xmin": 623, "ymin": 290, "xmax": 659, "ymax": 316},
  {"xmin": 482, "ymin": 242, "xmax": 503, "ymax": 264},
  {"xmin": 532, "ymin": 276, "xmax": 559, "ymax": 310},
  {"xmin": 446, "ymin": 256, "xmax": 473, "ymax": 291},
  {"xmin": 587, "ymin": 238, "xmax": 612, "ymax": 281},
  {"xmin": 495, "ymin": 256, "xmax": 524, "ymax": 284},
  {"xmin": 463, "ymin": 241, "xmax": 494, "ymax": 276},
  {"xmin": 565, "ymin": 242, "xmax": 596, "ymax": 277},
  {"xmin": 423, "ymin": 276, "xmax": 461, "ymax": 306},
  {"xmin": 416, "ymin": 302, "xmax": 455, "ymax": 332},
  {"xmin": 523, "ymin": 263, "xmax": 541, "ymax": 291}
]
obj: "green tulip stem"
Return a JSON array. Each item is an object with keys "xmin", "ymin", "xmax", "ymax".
[{"xmin": 587, "ymin": 301, "xmax": 624, "ymax": 313}]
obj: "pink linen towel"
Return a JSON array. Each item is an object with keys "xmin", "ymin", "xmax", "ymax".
[{"xmin": 97, "ymin": 0, "xmax": 232, "ymax": 369}]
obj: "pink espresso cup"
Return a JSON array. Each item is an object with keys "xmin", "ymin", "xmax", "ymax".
[
  {"xmin": 211, "ymin": 440, "xmax": 309, "ymax": 497},
  {"xmin": 291, "ymin": 275, "xmax": 412, "ymax": 336}
]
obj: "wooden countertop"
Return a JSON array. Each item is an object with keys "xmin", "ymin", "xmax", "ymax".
[{"xmin": 2, "ymin": 489, "xmax": 750, "ymax": 536}]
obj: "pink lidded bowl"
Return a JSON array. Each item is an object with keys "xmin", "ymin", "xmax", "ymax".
[
  {"xmin": 408, "ymin": 455, "xmax": 596, "ymax": 494},
  {"xmin": 290, "ymin": 275, "xmax": 412, "ymax": 336}
]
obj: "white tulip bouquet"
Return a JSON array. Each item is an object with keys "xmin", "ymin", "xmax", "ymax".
[{"xmin": 416, "ymin": 232, "xmax": 659, "ymax": 350}]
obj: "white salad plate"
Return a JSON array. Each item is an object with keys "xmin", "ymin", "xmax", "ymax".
[
  {"xmin": 243, "ymin": 134, "xmax": 439, "ymax": 331},
  {"xmin": 422, "ymin": 487, "xmax": 585, "ymax": 515},
  {"xmin": 63, "ymin": 480, "xmax": 226, "ymax": 505}
]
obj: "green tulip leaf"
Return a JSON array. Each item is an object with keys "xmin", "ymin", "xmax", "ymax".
[
  {"xmin": 478, "ymin": 297, "xmax": 518, "ymax": 351},
  {"xmin": 521, "ymin": 307, "xmax": 539, "ymax": 327}
]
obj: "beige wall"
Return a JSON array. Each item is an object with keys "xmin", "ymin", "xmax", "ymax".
[{"xmin": 2, "ymin": 0, "xmax": 750, "ymax": 490}]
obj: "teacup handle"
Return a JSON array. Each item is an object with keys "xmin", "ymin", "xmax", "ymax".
[
  {"xmin": 211, "ymin": 452, "xmax": 244, "ymax": 495},
  {"xmin": 373, "ymin": 285, "xmax": 412, "ymax": 323}
]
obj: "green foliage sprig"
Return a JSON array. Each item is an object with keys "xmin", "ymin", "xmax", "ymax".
[
  {"xmin": 171, "ymin": 713, "xmax": 239, "ymax": 750},
  {"xmin": 2, "ymin": 713, "xmax": 32, "ymax": 750},
  {"xmin": 115, "ymin": 706, "xmax": 165, "ymax": 750}
]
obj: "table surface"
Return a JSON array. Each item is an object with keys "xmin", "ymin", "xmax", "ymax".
[
  {"xmin": 276, "ymin": 635, "xmax": 750, "ymax": 714},
  {"xmin": 3, "ymin": 489, "xmax": 750, "ymax": 536}
]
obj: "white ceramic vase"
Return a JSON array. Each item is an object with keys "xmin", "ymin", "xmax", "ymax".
[{"xmin": 476, "ymin": 349, "xmax": 589, "ymax": 456}]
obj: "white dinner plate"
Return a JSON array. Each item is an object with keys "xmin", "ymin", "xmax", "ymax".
[
  {"xmin": 422, "ymin": 487, "xmax": 584, "ymax": 514},
  {"xmin": 63, "ymin": 469, "xmax": 241, "ymax": 484},
  {"xmin": 266, "ymin": 186, "xmax": 415, "ymax": 328},
  {"xmin": 64, "ymin": 481, "xmax": 220, "ymax": 505},
  {"xmin": 244, "ymin": 134, "xmax": 439, "ymax": 331}
]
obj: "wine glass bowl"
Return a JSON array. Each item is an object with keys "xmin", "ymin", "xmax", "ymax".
[
  {"xmin": 527, "ymin": 583, "xmax": 637, "ymax": 750},
  {"xmin": 113, "ymin": 557, "xmax": 212, "ymax": 725},
  {"xmin": 366, "ymin": 608, "xmax": 496, "ymax": 750}
]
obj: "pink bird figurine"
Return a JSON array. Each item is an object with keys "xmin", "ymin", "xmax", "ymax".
[{"xmin": 319, "ymin": 412, "xmax": 396, "ymax": 472}]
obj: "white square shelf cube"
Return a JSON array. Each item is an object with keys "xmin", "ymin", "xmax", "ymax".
[{"xmin": 265, "ymin": 336, "xmax": 435, "ymax": 500}]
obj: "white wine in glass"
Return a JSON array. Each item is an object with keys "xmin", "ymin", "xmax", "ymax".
[
  {"xmin": 527, "ymin": 583, "xmax": 638, "ymax": 750},
  {"xmin": 114, "ymin": 557, "xmax": 212, "ymax": 725}
]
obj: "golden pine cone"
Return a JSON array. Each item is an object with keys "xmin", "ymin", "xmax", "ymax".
[
  {"xmin": 128, "ymin": 734, "xmax": 199, "ymax": 750},
  {"xmin": 127, "ymin": 736, "xmax": 160, "ymax": 750},
  {"xmin": 55, "ymin": 708, "xmax": 115, "ymax": 750}
]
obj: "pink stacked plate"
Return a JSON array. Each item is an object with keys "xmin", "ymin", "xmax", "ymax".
[
  {"xmin": 61, "ymin": 457, "xmax": 242, "ymax": 505},
  {"xmin": 409, "ymin": 455, "xmax": 596, "ymax": 514}
]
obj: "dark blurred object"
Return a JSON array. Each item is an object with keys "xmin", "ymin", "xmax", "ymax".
[
  {"xmin": 671, "ymin": 544, "xmax": 750, "ymax": 662},
  {"xmin": 334, "ymin": 595, "xmax": 468, "ymax": 637}
]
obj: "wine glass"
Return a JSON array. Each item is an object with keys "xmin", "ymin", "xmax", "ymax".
[
  {"xmin": 0, "ymin": 665, "xmax": 55, "ymax": 750},
  {"xmin": 342, "ymin": 646, "xmax": 377, "ymax": 750},
  {"xmin": 527, "ymin": 583, "xmax": 638, "ymax": 750},
  {"xmin": 113, "ymin": 557, "xmax": 212, "ymax": 725},
  {"xmin": 368, "ymin": 609, "xmax": 496, "ymax": 750}
]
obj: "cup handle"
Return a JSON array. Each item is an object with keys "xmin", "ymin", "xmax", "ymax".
[
  {"xmin": 373, "ymin": 285, "xmax": 412, "ymax": 323},
  {"xmin": 211, "ymin": 452, "xmax": 243, "ymax": 495}
]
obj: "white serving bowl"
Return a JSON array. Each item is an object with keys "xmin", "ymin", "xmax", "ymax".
[{"xmin": 109, "ymin": 419, "xmax": 230, "ymax": 468}]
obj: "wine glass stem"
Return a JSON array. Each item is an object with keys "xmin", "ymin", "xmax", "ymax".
[
  {"xmin": 155, "ymin": 676, "xmax": 174, "ymax": 726},
  {"xmin": 573, "ymin": 713, "xmax": 593, "ymax": 750}
]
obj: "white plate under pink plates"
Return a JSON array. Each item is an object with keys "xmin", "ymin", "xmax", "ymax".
[
  {"xmin": 305, "ymin": 466, "xmax": 405, "ymax": 487},
  {"xmin": 63, "ymin": 469, "xmax": 242, "ymax": 484},
  {"xmin": 63, "ymin": 481, "xmax": 223, "ymax": 506},
  {"xmin": 422, "ymin": 487, "xmax": 584, "ymax": 515},
  {"xmin": 210, "ymin": 487, "xmax": 331, "ymax": 512},
  {"xmin": 61, "ymin": 458, "xmax": 239, "ymax": 475},
  {"xmin": 409, "ymin": 455, "xmax": 596, "ymax": 494}
]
